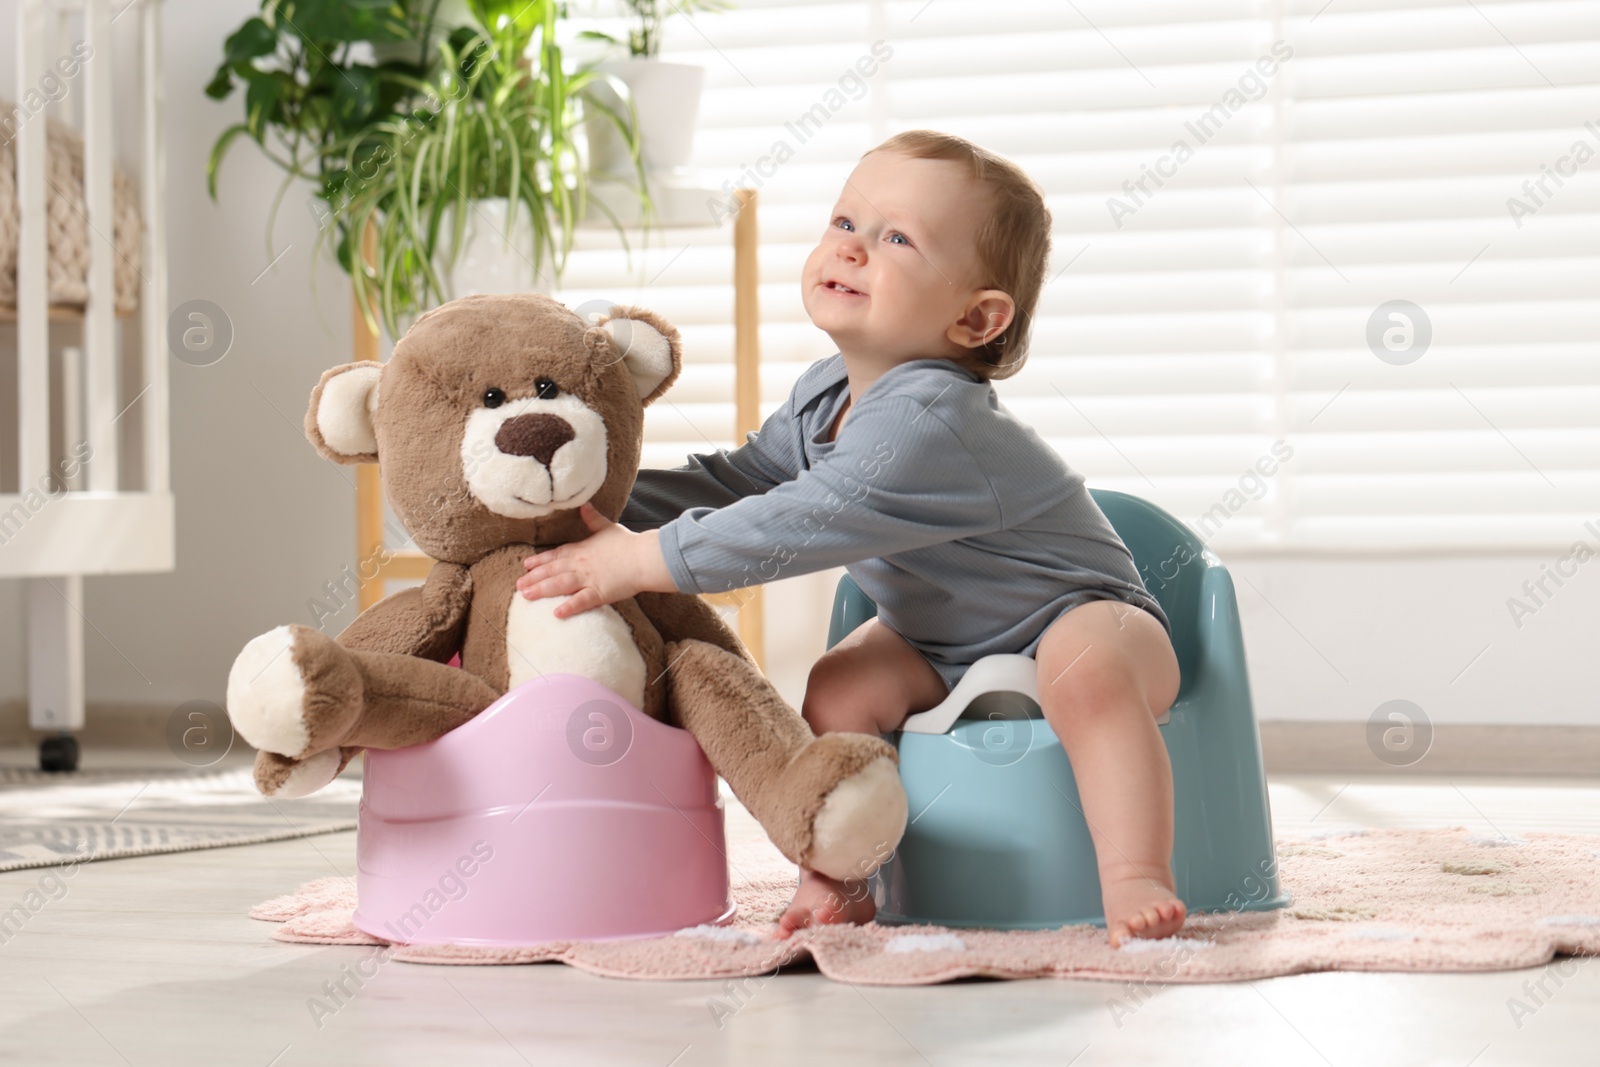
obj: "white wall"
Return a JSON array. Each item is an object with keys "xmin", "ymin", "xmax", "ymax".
[
  {"xmin": 1199, "ymin": 552, "xmax": 1598, "ymax": 727},
  {"xmin": 1, "ymin": 0, "xmax": 1596, "ymax": 733}
]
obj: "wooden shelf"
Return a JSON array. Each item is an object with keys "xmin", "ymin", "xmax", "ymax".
[
  {"xmin": 374, "ymin": 548, "xmax": 434, "ymax": 582},
  {"xmin": 351, "ymin": 188, "xmax": 767, "ymax": 667}
]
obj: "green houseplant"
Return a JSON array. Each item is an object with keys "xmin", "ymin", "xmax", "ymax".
[{"xmin": 207, "ymin": 0, "xmax": 654, "ymax": 336}]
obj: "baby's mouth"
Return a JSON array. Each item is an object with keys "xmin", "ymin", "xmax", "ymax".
[{"xmin": 824, "ymin": 280, "xmax": 866, "ymax": 296}]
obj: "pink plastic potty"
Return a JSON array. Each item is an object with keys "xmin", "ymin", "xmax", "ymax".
[{"xmin": 352, "ymin": 672, "xmax": 734, "ymax": 946}]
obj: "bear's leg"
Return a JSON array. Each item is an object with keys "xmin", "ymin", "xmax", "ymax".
[
  {"xmin": 229, "ymin": 624, "xmax": 498, "ymax": 760},
  {"xmin": 662, "ymin": 639, "xmax": 908, "ymax": 883},
  {"xmin": 337, "ymin": 650, "xmax": 499, "ymax": 749},
  {"xmin": 253, "ymin": 746, "xmax": 361, "ymax": 799}
]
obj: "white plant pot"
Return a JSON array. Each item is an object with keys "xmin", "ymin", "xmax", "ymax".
[
  {"xmin": 437, "ymin": 198, "xmax": 554, "ymax": 301},
  {"xmin": 583, "ymin": 59, "xmax": 706, "ymax": 175}
]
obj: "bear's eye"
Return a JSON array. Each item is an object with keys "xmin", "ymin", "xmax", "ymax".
[
  {"xmin": 535, "ymin": 377, "xmax": 559, "ymax": 400},
  {"xmin": 483, "ymin": 387, "xmax": 506, "ymax": 409}
]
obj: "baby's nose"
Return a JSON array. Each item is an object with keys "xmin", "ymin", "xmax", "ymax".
[{"xmin": 495, "ymin": 413, "xmax": 575, "ymax": 466}]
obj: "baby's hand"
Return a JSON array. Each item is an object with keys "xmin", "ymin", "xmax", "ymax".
[{"xmin": 516, "ymin": 502, "xmax": 675, "ymax": 617}]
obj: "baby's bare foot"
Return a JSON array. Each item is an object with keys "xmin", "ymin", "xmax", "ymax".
[
  {"xmin": 775, "ymin": 871, "xmax": 875, "ymax": 939},
  {"xmin": 1103, "ymin": 875, "xmax": 1186, "ymax": 948}
]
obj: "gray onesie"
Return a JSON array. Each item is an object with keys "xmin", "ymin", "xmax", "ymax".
[{"xmin": 619, "ymin": 353, "xmax": 1170, "ymax": 693}]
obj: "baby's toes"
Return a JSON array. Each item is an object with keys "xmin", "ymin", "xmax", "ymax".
[
  {"xmin": 1148, "ymin": 901, "xmax": 1186, "ymax": 939},
  {"xmin": 774, "ymin": 904, "xmax": 806, "ymax": 940},
  {"xmin": 810, "ymin": 893, "xmax": 843, "ymax": 925}
]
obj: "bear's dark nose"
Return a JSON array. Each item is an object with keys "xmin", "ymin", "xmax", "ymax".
[{"xmin": 495, "ymin": 413, "xmax": 575, "ymax": 466}]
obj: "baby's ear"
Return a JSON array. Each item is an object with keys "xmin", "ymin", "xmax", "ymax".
[
  {"xmin": 305, "ymin": 361, "xmax": 382, "ymax": 464},
  {"xmin": 585, "ymin": 304, "xmax": 682, "ymax": 407}
]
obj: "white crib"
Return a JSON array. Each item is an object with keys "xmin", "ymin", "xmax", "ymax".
[{"xmin": 1, "ymin": 0, "xmax": 169, "ymax": 769}]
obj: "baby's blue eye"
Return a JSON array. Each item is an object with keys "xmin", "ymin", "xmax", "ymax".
[
  {"xmin": 835, "ymin": 217, "xmax": 854, "ymax": 232},
  {"xmin": 887, "ymin": 232, "xmax": 908, "ymax": 245}
]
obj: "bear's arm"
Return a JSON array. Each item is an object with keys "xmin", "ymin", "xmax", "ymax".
[
  {"xmin": 633, "ymin": 591, "xmax": 755, "ymax": 667},
  {"xmin": 335, "ymin": 562, "xmax": 473, "ymax": 662}
]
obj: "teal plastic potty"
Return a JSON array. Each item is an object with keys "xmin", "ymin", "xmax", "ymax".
[{"xmin": 827, "ymin": 488, "xmax": 1289, "ymax": 929}]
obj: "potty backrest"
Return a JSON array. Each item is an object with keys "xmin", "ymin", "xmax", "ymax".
[{"xmin": 826, "ymin": 488, "xmax": 1208, "ymax": 700}]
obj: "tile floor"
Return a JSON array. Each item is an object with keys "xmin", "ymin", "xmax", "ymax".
[{"xmin": 1, "ymin": 747, "xmax": 1596, "ymax": 1066}]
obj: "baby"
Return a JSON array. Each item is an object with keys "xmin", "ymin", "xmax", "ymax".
[{"xmin": 516, "ymin": 130, "xmax": 1185, "ymax": 947}]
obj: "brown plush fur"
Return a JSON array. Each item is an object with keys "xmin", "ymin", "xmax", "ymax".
[{"xmin": 228, "ymin": 293, "xmax": 905, "ymax": 879}]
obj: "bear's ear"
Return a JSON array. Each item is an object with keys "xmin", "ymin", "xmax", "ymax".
[
  {"xmin": 586, "ymin": 304, "xmax": 682, "ymax": 407},
  {"xmin": 304, "ymin": 361, "xmax": 382, "ymax": 464}
]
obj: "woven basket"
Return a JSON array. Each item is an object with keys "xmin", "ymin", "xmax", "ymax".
[{"xmin": 0, "ymin": 102, "xmax": 142, "ymax": 316}]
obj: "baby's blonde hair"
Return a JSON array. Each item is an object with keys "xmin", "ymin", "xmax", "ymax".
[{"xmin": 865, "ymin": 130, "xmax": 1053, "ymax": 380}]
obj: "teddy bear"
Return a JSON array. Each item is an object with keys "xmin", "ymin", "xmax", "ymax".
[{"xmin": 223, "ymin": 293, "xmax": 908, "ymax": 883}]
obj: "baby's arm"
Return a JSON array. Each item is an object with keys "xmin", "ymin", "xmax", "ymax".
[
  {"xmin": 524, "ymin": 375, "xmax": 807, "ymax": 615},
  {"xmin": 656, "ymin": 393, "xmax": 1003, "ymax": 594},
  {"xmin": 620, "ymin": 394, "xmax": 804, "ymax": 531},
  {"xmin": 521, "ymin": 392, "xmax": 1000, "ymax": 611}
]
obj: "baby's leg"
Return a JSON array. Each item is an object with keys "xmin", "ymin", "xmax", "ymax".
[
  {"xmin": 801, "ymin": 617, "xmax": 949, "ymax": 735},
  {"xmin": 776, "ymin": 619, "xmax": 947, "ymax": 937},
  {"xmin": 1036, "ymin": 599, "xmax": 1185, "ymax": 947}
]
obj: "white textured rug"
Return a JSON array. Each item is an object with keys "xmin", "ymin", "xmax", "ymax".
[{"xmin": 0, "ymin": 766, "xmax": 359, "ymax": 872}]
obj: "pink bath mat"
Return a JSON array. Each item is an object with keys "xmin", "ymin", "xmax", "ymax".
[{"xmin": 251, "ymin": 825, "xmax": 1600, "ymax": 984}]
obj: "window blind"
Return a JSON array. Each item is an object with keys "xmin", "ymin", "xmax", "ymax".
[{"xmin": 555, "ymin": 0, "xmax": 1600, "ymax": 552}]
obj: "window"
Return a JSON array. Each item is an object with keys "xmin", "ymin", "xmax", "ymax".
[{"xmin": 558, "ymin": 0, "xmax": 1600, "ymax": 551}]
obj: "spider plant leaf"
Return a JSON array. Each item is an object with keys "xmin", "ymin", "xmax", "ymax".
[{"xmin": 205, "ymin": 123, "xmax": 252, "ymax": 199}]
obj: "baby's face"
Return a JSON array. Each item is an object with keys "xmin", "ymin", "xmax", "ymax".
[{"xmin": 801, "ymin": 150, "xmax": 995, "ymax": 363}]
